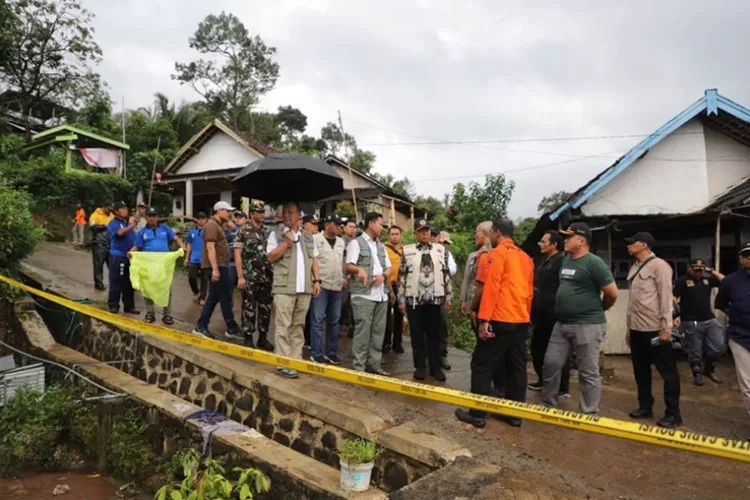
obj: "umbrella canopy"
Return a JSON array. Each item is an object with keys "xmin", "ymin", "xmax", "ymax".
[{"xmin": 231, "ymin": 152, "xmax": 344, "ymax": 202}]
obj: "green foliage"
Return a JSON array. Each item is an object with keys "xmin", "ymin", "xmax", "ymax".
[
  {"xmin": 537, "ymin": 190, "xmax": 571, "ymax": 213},
  {"xmin": 173, "ymin": 11, "xmax": 280, "ymax": 131},
  {"xmin": 0, "ymin": 0, "xmax": 104, "ymax": 133},
  {"xmin": 0, "ymin": 185, "xmax": 45, "ymax": 274},
  {"xmin": 0, "ymin": 386, "xmax": 76, "ymax": 477},
  {"xmin": 335, "ymin": 200, "xmax": 356, "ymax": 218},
  {"xmin": 349, "ymin": 150, "xmax": 376, "ymax": 175},
  {"xmin": 156, "ymin": 448, "xmax": 271, "ymax": 500},
  {"xmin": 337, "ymin": 438, "xmax": 383, "ymax": 466},
  {"xmin": 450, "ymin": 174, "xmax": 515, "ymax": 232},
  {"xmin": 514, "ymin": 217, "xmax": 538, "ymax": 245},
  {"xmin": 108, "ymin": 406, "xmax": 151, "ymax": 480}
]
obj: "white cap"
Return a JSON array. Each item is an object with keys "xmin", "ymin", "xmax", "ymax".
[{"xmin": 213, "ymin": 201, "xmax": 235, "ymax": 212}]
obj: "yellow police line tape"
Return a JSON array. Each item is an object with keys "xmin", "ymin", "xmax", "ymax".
[{"xmin": 2, "ymin": 274, "xmax": 749, "ymax": 463}]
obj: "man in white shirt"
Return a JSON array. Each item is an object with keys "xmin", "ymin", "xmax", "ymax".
[
  {"xmin": 345, "ymin": 212, "xmax": 392, "ymax": 375},
  {"xmin": 266, "ymin": 201, "xmax": 321, "ymax": 379}
]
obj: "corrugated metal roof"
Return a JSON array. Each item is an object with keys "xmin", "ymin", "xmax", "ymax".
[{"xmin": 0, "ymin": 363, "xmax": 45, "ymax": 407}]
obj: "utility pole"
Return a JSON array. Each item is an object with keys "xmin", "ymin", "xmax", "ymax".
[
  {"xmin": 147, "ymin": 137, "xmax": 161, "ymax": 208},
  {"xmin": 337, "ymin": 110, "xmax": 360, "ymax": 225}
]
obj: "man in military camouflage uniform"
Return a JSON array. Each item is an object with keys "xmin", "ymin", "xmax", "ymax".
[{"xmin": 234, "ymin": 202, "xmax": 274, "ymax": 351}]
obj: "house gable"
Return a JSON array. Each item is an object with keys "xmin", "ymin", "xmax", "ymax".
[{"xmin": 173, "ymin": 130, "xmax": 263, "ymax": 176}]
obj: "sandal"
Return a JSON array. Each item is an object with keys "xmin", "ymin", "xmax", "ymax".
[
  {"xmin": 162, "ymin": 315, "xmax": 174, "ymax": 325},
  {"xmin": 144, "ymin": 312, "xmax": 156, "ymax": 324}
]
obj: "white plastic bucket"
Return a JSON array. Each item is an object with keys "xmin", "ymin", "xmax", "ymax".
[{"xmin": 339, "ymin": 459, "xmax": 374, "ymax": 492}]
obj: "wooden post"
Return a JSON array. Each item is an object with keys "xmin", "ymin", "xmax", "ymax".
[
  {"xmin": 337, "ymin": 110, "xmax": 360, "ymax": 225},
  {"xmin": 715, "ymin": 211, "xmax": 722, "ymax": 273},
  {"xmin": 410, "ymin": 205, "xmax": 415, "ymax": 229},
  {"xmin": 390, "ymin": 197, "xmax": 396, "ymax": 227}
]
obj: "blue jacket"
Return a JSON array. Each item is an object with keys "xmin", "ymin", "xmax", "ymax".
[
  {"xmin": 186, "ymin": 227, "xmax": 204, "ymax": 264},
  {"xmin": 715, "ymin": 270, "xmax": 750, "ymax": 350},
  {"xmin": 134, "ymin": 224, "xmax": 175, "ymax": 253},
  {"xmin": 108, "ymin": 218, "xmax": 137, "ymax": 257}
]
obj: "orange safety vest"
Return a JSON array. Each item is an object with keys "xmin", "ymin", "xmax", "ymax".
[{"xmin": 75, "ymin": 208, "xmax": 86, "ymax": 225}]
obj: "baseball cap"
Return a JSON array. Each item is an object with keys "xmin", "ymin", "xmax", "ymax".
[
  {"xmin": 559, "ymin": 222, "xmax": 592, "ymax": 242},
  {"xmin": 113, "ymin": 201, "xmax": 127, "ymax": 210},
  {"xmin": 690, "ymin": 258, "xmax": 708, "ymax": 270},
  {"xmin": 625, "ymin": 231, "xmax": 656, "ymax": 248},
  {"xmin": 302, "ymin": 214, "xmax": 319, "ymax": 224},
  {"xmin": 414, "ymin": 218, "xmax": 430, "ymax": 232},
  {"xmin": 323, "ymin": 214, "xmax": 340, "ymax": 224},
  {"xmin": 234, "ymin": 211, "xmax": 248, "ymax": 219},
  {"xmin": 213, "ymin": 201, "xmax": 235, "ymax": 212},
  {"xmin": 439, "ymin": 231, "xmax": 453, "ymax": 245},
  {"xmin": 249, "ymin": 201, "xmax": 265, "ymax": 213},
  {"xmin": 195, "ymin": 211, "xmax": 207, "ymax": 219},
  {"xmin": 739, "ymin": 243, "xmax": 750, "ymax": 256},
  {"xmin": 146, "ymin": 208, "xmax": 158, "ymax": 216},
  {"xmin": 429, "ymin": 224, "xmax": 440, "ymax": 235}
]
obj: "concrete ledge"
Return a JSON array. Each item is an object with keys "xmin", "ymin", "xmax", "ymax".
[
  {"xmin": 389, "ymin": 456, "xmax": 502, "ymax": 500},
  {"xmin": 377, "ymin": 422, "xmax": 472, "ymax": 468},
  {"xmin": 14, "ymin": 304, "xmax": 387, "ymax": 499}
]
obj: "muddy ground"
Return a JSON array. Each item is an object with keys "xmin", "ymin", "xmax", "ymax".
[{"xmin": 20, "ymin": 243, "xmax": 750, "ymax": 499}]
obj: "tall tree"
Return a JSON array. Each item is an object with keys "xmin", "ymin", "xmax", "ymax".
[
  {"xmin": 320, "ymin": 121, "xmax": 356, "ymax": 157},
  {"xmin": 451, "ymin": 174, "xmax": 515, "ymax": 231},
  {"xmin": 537, "ymin": 190, "xmax": 572, "ymax": 213},
  {"xmin": 173, "ymin": 11, "xmax": 280, "ymax": 132},
  {"xmin": 0, "ymin": 0, "xmax": 103, "ymax": 134}
]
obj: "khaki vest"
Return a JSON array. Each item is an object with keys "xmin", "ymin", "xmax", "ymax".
[
  {"xmin": 313, "ymin": 232, "xmax": 346, "ymax": 291},
  {"xmin": 271, "ymin": 227, "xmax": 315, "ymax": 295},
  {"xmin": 348, "ymin": 235, "xmax": 387, "ymax": 296},
  {"xmin": 401, "ymin": 243, "xmax": 449, "ymax": 299},
  {"xmin": 466, "ymin": 244, "xmax": 492, "ymax": 309}
]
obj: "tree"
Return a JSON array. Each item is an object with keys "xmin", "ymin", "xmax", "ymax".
[
  {"xmin": 451, "ymin": 174, "xmax": 515, "ymax": 232},
  {"xmin": 537, "ymin": 190, "xmax": 571, "ymax": 213},
  {"xmin": 320, "ymin": 121, "xmax": 356, "ymax": 157},
  {"xmin": 335, "ymin": 200, "xmax": 356, "ymax": 218},
  {"xmin": 0, "ymin": 0, "xmax": 14, "ymax": 68},
  {"xmin": 0, "ymin": 0, "xmax": 103, "ymax": 135},
  {"xmin": 514, "ymin": 217, "xmax": 538, "ymax": 245},
  {"xmin": 173, "ymin": 11, "xmax": 280, "ymax": 132}
]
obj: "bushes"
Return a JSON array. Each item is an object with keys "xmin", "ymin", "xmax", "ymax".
[{"xmin": 0, "ymin": 185, "xmax": 45, "ymax": 275}]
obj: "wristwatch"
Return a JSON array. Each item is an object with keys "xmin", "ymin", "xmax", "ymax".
[{"xmin": 313, "ymin": 279, "xmax": 322, "ymax": 284}]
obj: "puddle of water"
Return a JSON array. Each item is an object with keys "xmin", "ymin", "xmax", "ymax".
[{"xmin": 0, "ymin": 471, "xmax": 151, "ymax": 500}]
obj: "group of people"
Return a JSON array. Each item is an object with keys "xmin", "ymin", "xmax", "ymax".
[
  {"xmin": 454, "ymin": 220, "xmax": 750, "ymax": 434},
  {"xmin": 84, "ymin": 200, "xmax": 750, "ymax": 433}
]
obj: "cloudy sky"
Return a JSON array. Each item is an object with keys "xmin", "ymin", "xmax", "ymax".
[{"xmin": 83, "ymin": 0, "xmax": 750, "ymax": 218}]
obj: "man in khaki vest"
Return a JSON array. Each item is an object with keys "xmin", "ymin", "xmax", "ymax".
[
  {"xmin": 309, "ymin": 214, "xmax": 347, "ymax": 365},
  {"xmin": 266, "ymin": 201, "xmax": 322, "ymax": 379},
  {"xmin": 398, "ymin": 218, "xmax": 452, "ymax": 381},
  {"xmin": 346, "ymin": 212, "xmax": 392, "ymax": 375}
]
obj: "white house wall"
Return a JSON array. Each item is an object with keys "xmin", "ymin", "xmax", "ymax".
[
  {"xmin": 583, "ymin": 119, "xmax": 708, "ymax": 216},
  {"xmin": 704, "ymin": 126, "xmax": 750, "ymax": 200},
  {"xmin": 174, "ymin": 132, "xmax": 263, "ymax": 175}
]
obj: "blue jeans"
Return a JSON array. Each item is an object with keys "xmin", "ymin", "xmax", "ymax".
[
  {"xmin": 197, "ymin": 267, "xmax": 238, "ymax": 331},
  {"xmin": 310, "ymin": 288, "xmax": 343, "ymax": 358}
]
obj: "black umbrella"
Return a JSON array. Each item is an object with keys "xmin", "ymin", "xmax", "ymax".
[{"xmin": 231, "ymin": 152, "xmax": 344, "ymax": 202}]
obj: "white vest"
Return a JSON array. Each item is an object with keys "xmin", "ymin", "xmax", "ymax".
[
  {"xmin": 313, "ymin": 232, "xmax": 346, "ymax": 291},
  {"xmin": 401, "ymin": 243, "xmax": 448, "ymax": 299}
]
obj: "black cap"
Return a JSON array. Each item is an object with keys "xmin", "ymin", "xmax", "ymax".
[
  {"xmin": 414, "ymin": 218, "xmax": 430, "ymax": 232},
  {"xmin": 146, "ymin": 208, "xmax": 158, "ymax": 216},
  {"xmin": 234, "ymin": 211, "xmax": 248, "ymax": 219},
  {"xmin": 302, "ymin": 214, "xmax": 319, "ymax": 224},
  {"xmin": 625, "ymin": 231, "xmax": 656, "ymax": 248},
  {"xmin": 195, "ymin": 211, "xmax": 207, "ymax": 219},
  {"xmin": 429, "ymin": 224, "xmax": 440, "ymax": 235},
  {"xmin": 690, "ymin": 258, "xmax": 708, "ymax": 270},
  {"xmin": 323, "ymin": 214, "xmax": 340, "ymax": 224},
  {"xmin": 559, "ymin": 222, "xmax": 592, "ymax": 242},
  {"xmin": 113, "ymin": 201, "xmax": 127, "ymax": 210},
  {"xmin": 739, "ymin": 243, "xmax": 750, "ymax": 255}
]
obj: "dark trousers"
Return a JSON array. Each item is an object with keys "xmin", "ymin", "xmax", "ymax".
[
  {"xmin": 92, "ymin": 240, "xmax": 109, "ymax": 288},
  {"xmin": 630, "ymin": 330, "xmax": 681, "ymax": 417},
  {"xmin": 531, "ymin": 314, "xmax": 570, "ymax": 393},
  {"xmin": 197, "ymin": 267, "xmax": 238, "ymax": 331},
  {"xmin": 407, "ymin": 305, "xmax": 442, "ymax": 370},
  {"xmin": 470, "ymin": 322, "xmax": 528, "ymax": 418},
  {"xmin": 304, "ymin": 308, "xmax": 312, "ymax": 347},
  {"xmin": 384, "ymin": 284, "xmax": 404, "ymax": 350},
  {"xmin": 188, "ymin": 263, "xmax": 209, "ymax": 300},
  {"xmin": 471, "ymin": 319, "xmax": 508, "ymax": 394},
  {"xmin": 107, "ymin": 255, "xmax": 134, "ymax": 312}
]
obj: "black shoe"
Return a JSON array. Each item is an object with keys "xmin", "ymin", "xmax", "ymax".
[
  {"xmin": 382, "ymin": 344, "xmax": 391, "ymax": 354},
  {"xmin": 225, "ymin": 326, "xmax": 243, "ymax": 342},
  {"xmin": 455, "ymin": 408, "xmax": 485, "ymax": 428},
  {"xmin": 705, "ymin": 370, "xmax": 723, "ymax": 384},
  {"xmin": 413, "ymin": 368, "xmax": 426, "ymax": 380},
  {"xmin": 257, "ymin": 338, "xmax": 274, "ymax": 352},
  {"xmin": 191, "ymin": 327, "xmax": 211, "ymax": 338},
  {"xmin": 312, "ymin": 355, "xmax": 328, "ymax": 364},
  {"xmin": 629, "ymin": 408, "xmax": 654, "ymax": 419},
  {"xmin": 366, "ymin": 367, "xmax": 389, "ymax": 376},
  {"xmin": 324, "ymin": 354, "xmax": 341, "ymax": 365},
  {"xmin": 493, "ymin": 414, "xmax": 522, "ymax": 427},
  {"xmin": 430, "ymin": 367, "xmax": 446, "ymax": 382},
  {"xmin": 693, "ymin": 372, "xmax": 704, "ymax": 386},
  {"xmin": 243, "ymin": 337, "xmax": 256, "ymax": 348},
  {"xmin": 108, "ymin": 308, "xmax": 118, "ymax": 314},
  {"xmin": 441, "ymin": 357, "xmax": 452, "ymax": 371},
  {"xmin": 95, "ymin": 284, "xmax": 106, "ymax": 291},
  {"xmin": 143, "ymin": 312, "xmax": 156, "ymax": 324},
  {"xmin": 527, "ymin": 381, "xmax": 543, "ymax": 391},
  {"xmin": 657, "ymin": 414, "xmax": 683, "ymax": 428},
  {"xmin": 124, "ymin": 308, "xmax": 140, "ymax": 315},
  {"xmin": 393, "ymin": 345, "xmax": 404, "ymax": 354}
]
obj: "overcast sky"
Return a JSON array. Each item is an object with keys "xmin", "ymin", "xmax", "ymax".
[{"xmin": 84, "ymin": 0, "xmax": 750, "ymax": 218}]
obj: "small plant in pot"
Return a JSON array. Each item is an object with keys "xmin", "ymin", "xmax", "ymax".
[{"xmin": 337, "ymin": 438, "xmax": 383, "ymax": 492}]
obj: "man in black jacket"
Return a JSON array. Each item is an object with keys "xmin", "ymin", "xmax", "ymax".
[{"xmin": 528, "ymin": 230, "xmax": 571, "ymax": 396}]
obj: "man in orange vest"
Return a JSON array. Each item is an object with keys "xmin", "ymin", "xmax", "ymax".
[{"xmin": 72, "ymin": 201, "xmax": 86, "ymax": 245}]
